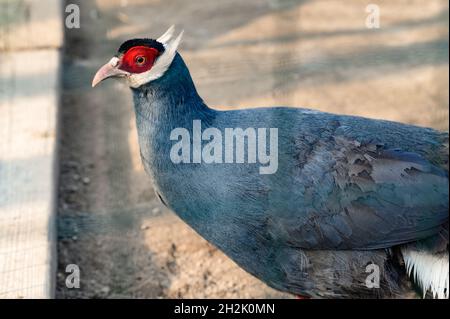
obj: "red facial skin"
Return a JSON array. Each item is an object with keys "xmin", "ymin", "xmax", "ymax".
[{"xmin": 119, "ymin": 46, "xmax": 160, "ymax": 74}]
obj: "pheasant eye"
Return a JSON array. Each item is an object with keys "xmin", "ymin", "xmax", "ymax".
[
  {"xmin": 118, "ymin": 46, "xmax": 159, "ymax": 73},
  {"xmin": 135, "ymin": 56, "xmax": 146, "ymax": 65}
]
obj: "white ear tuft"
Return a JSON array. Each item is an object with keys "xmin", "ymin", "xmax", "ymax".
[
  {"xmin": 157, "ymin": 25, "xmax": 175, "ymax": 45},
  {"xmin": 165, "ymin": 30, "xmax": 184, "ymax": 57},
  {"xmin": 128, "ymin": 30, "xmax": 184, "ymax": 88}
]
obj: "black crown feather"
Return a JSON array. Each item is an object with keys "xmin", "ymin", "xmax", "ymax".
[{"xmin": 118, "ymin": 38, "xmax": 165, "ymax": 54}]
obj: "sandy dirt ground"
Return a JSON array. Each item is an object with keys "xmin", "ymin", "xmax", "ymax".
[{"xmin": 56, "ymin": 0, "xmax": 449, "ymax": 298}]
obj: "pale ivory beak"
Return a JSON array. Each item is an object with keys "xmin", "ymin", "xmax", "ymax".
[{"xmin": 92, "ymin": 58, "xmax": 130, "ymax": 87}]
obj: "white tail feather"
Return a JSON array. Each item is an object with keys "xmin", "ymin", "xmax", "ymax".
[{"xmin": 402, "ymin": 248, "xmax": 449, "ymax": 299}]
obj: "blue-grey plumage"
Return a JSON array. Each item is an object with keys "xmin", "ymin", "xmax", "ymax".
[{"xmin": 93, "ymin": 31, "xmax": 449, "ymax": 298}]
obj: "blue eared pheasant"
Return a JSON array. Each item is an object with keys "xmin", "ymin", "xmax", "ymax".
[{"xmin": 92, "ymin": 26, "xmax": 449, "ymax": 298}]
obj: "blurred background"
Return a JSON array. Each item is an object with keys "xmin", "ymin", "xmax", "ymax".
[{"xmin": 1, "ymin": 0, "xmax": 448, "ymax": 298}]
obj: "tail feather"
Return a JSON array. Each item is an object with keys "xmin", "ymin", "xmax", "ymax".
[{"xmin": 402, "ymin": 248, "xmax": 449, "ymax": 299}]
